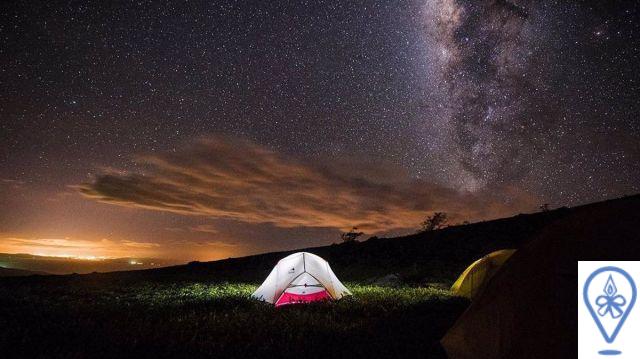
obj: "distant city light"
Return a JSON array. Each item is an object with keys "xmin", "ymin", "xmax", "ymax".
[{"xmin": 33, "ymin": 253, "xmax": 109, "ymax": 261}]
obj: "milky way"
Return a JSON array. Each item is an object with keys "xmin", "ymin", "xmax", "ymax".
[
  {"xmin": 417, "ymin": 0, "xmax": 549, "ymax": 190},
  {"xmin": 419, "ymin": 0, "xmax": 640, "ymax": 198},
  {"xmin": 1, "ymin": 1, "xmax": 639, "ymax": 259}
]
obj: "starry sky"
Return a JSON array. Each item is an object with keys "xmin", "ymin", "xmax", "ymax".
[{"xmin": 1, "ymin": 0, "xmax": 639, "ymax": 264}]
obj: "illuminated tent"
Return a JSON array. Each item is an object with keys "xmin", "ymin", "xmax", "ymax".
[
  {"xmin": 450, "ymin": 249, "xmax": 516, "ymax": 299},
  {"xmin": 252, "ymin": 252, "xmax": 351, "ymax": 307},
  {"xmin": 441, "ymin": 195, "xmax": 640, "ymax": 358}
]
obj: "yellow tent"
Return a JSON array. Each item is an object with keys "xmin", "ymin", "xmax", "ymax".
[{"xmin": 450, "ymin": 249, "xmax": 516, "ymax": 299}]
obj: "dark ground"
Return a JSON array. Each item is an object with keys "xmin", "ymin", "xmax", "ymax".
[{"xmin": 1, "ymin": 195, "xmax": 637, "ymax": 358}]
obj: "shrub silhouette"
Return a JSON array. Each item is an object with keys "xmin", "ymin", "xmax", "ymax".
[
  {"xmin": 419, "ymin": 212, "xmax": 448, "ymax": 232},
  {"xmin": 340, "ymin": 227, "xmax": 364, "ymax": 243}
]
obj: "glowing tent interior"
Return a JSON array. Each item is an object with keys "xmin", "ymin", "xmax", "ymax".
[
  {"xmin": 450, "ymin": 249, "xmax": 516, "ymax": 299},
  {"xmin": 252, "ymin": 252, "xmax": 351, "ymax": 307}
]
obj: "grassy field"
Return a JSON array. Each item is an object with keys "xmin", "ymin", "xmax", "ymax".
[
  {"xmin": 0, "ymin": 276, "xmax": 467, "ymax": 358},
  {"xmin": 0, "ymin": 207, "xmax": 557, "ymax": 358},
  {"xmin": 3, "ymin": 197, "xmax": 636, "ymax": 358},
  {"xmin": 0, "ymin": 198, "xmax": 571, "ymax": 358}
]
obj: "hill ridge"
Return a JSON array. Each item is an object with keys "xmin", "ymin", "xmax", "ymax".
[{"xmin": 79, "ymin": 194, "xmax": 640, "ymax": 283}]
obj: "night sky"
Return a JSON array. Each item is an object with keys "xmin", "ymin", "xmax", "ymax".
[{"xmin": 1, "ymin": 1, "xmax": 639, "ymax": 263}]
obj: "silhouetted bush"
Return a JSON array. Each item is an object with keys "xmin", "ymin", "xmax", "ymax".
[
  {"xmin": 418, "ymin": 212, "xmax": 448, "ymax": 233},
  {"xmin": 340, "ymin": 227, "xmax": 364, "ymax": 243}
]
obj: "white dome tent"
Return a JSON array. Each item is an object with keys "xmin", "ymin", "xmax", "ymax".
[{"xmin": 252, "ymin": 252, "xmax": 351, "ymax": 307}]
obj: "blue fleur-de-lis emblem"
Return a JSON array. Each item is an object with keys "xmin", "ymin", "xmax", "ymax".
[
  {"xmin": 584, "ymin": 266, "xmax": 636, "ymax": 353},
  {"xmin": 596, "ymin": 275, "xmax": 627, "ymax": 319}
]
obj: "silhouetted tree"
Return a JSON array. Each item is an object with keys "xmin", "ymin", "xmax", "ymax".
[
  {"xmin": 340, "ymin": 227, "xmax": 364, "ymax": 243},
  {"xmin": 419, "ymin": 212, "xmax": 448, "ymax": 232},
  {"xmin": 539, "ymin": 203, "xmax": 550, "ymax": 212}
]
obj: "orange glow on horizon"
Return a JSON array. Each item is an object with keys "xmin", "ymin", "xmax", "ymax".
[
  {"xmin": 0, "ymin": 236, "xmax": 159, "ymax": 259},
  {"xmin": 0, "ymin": 235, "xmax": 240, "ymax": 262},
  {"xmin": 31, "ymin": 253, "xmax": 111, "ymax": 261}
]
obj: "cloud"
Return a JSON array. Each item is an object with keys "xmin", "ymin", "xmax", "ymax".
[
  {"xmin": 171, "ymin": 239, "xmax": 237, "ymax": 248},
  {"xmin": 188, "ymin": 224, "xmax": 220, "ymax": 234},
  {"xmin": 121, "ymin": 240, "xmax": 160, "ymax": 249},
  {"xmin": 0, "ymin": 178, "xmax": 26, "ymax": 189},
  {"xmin": 79, "ymin": 136, "xmax": 536, "ymax": 233}
]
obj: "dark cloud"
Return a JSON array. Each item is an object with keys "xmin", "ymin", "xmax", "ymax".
[{"xmin": 80, "ymin": 136, "xmax": 535, "ymax": 233}]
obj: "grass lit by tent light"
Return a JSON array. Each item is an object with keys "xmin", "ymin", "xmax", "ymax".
[
  {"xmin": 0, "ymin": 279, "xmax": 467, "ymax": 358},
  {"xmin": 131, "ymin": 283, "xmax": 456, "ymax": 306}
]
